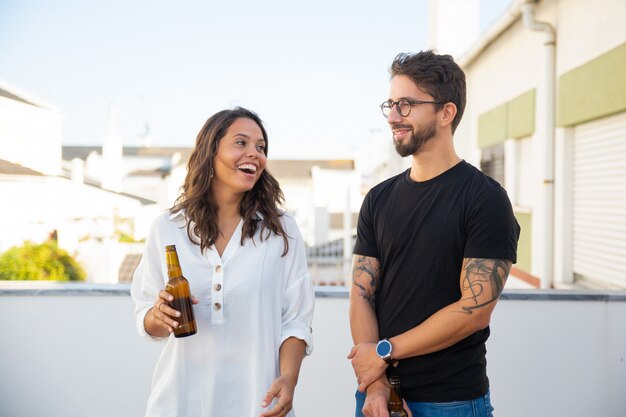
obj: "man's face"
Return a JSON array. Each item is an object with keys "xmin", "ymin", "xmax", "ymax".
[{"xmin": 387, "ymin": 75, "xmax": 439, "ymax": 157}]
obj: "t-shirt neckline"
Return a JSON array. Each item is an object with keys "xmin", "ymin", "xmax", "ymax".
[{"xmin": 402, "ymin": 160, "xmax": 466, "ymax": 188}]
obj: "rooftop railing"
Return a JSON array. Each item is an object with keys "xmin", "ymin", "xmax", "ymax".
[{"xmin": 1, "ymin": 283, "xmax": 625, "ymax": 417}]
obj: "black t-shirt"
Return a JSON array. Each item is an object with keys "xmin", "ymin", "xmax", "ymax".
[{"xmin": 354, "ymin": 161, "xmax": 520, "ymax": 402}]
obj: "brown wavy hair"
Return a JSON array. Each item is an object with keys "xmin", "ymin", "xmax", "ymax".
[{"xmin": 171, "ymin": 107, "xmax": 289, "ymax": 255}]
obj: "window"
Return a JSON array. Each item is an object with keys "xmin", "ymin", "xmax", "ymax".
[{"xmin": 480, "ymin": 144, "xmax": 505, "ymax": 186}]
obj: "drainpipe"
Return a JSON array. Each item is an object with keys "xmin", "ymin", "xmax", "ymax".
[{"xmin": 521, "ymin": 1, "xmax": 556, "ymax": 289}]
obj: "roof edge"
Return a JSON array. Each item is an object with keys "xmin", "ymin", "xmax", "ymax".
[
  {"xmin": 457, "ymin": 0, "xmax": 523, "ymax": 68},
  {"xmin": 0, "ymin": 79, "xmax": 61, "ymax": 112}
]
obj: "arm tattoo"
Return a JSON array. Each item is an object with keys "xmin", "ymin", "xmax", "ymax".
[
  {"xmin": 460, "ymin": 258, "xmax": 511, "ymax": 314},
  {"xmin": 351, "ymin": 256, "xmax": 380, "ymax": 307}
]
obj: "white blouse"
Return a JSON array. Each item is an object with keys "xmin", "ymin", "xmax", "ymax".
[{"xmin": 131, "ymin": 210, "xmax": 314, "ymax": 417}]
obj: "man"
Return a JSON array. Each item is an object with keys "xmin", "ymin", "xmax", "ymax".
[{"xmin": 347, "ymin": 50, "xmax": 520, "ymax": 417}]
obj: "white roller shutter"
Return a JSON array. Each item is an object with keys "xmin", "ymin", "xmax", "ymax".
[{"xmin": 572, "ymin": 111, "xmax": 626, "ymax": 288}]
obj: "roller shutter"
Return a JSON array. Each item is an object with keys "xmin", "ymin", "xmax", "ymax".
[{"xmin": 572, "ymin": 112, "xmax": 626, "ymax": 288}]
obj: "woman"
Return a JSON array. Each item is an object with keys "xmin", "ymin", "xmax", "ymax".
[{"xmin": 131, "ymin": 107, "xmax": 314, "ymax": 417}]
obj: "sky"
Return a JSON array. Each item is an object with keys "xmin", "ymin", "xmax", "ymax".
[{"xmin": 0, "ymin": 0, "xmax": 509, "ymax": 159}]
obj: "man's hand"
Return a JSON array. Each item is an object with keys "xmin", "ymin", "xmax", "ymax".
[
  {"xmin": 361, "ymin": 378, "xmax": 388, "ymax": 417},
  {"xmin": 360, "ymin": 378, "xmax": 413, "ymax": 417},
  {"xmin": 348, "ymin": 342, "xmax": 387, "ymax": 392}
]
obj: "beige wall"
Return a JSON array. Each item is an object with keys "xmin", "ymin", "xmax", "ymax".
[{"xmin": 555, "ymin": 0, "xmax": 626, "ymax": 74}]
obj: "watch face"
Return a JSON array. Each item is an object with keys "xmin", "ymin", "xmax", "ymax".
[{"xmin": 376, "ymin": 340, "xmax": 392, "ymax": 357}]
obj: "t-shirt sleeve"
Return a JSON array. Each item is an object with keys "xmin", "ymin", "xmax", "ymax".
[
  {"xmin": 463, "ymin": 184, "xmax": 520, "ymax": 263},
  {"xmin": 353, "ymin": 191, "xmax": 379, "ymax": 258}
]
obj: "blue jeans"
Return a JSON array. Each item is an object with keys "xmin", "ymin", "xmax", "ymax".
[{"xmin": 355, "ymin": 389, "xmax": 494, "ymax": 417}]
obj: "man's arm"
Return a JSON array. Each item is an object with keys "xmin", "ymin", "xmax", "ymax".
[
  {"xmin": 349, "ymin": 254, "xmax": 381, "ymax": 345},
  {"xmin": 350, "ymin": 257, "xmax": 511, "ymax": 391},
  {"xmin": 390, "ymin": 258, "xmax": 511, "ymax": 357},
  {"xmin": 348, "ymin": 255, "xmax": 392, "ymax": 415}
]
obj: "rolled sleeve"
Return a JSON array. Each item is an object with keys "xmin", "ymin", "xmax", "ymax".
[{"xmin": 280, "ymin": 271, "xmax": 315, "ymax": 355}]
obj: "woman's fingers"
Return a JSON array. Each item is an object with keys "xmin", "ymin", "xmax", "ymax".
[
  {"xmin": 159, "ymin": 290, "xmax": 173, "ymax": 303},
  {"xmin": 259, "ymin": 392, "xmax": 291, "ymax": 417},
  {"xmin": 259, "ymin": 377, "xmax": 295, "ymax": 417},
  {"xmin": 151, "ymin": 304, "xmax": 174, "ymax": 333},
  {"xmin": 153, "ymin": 291, "xmax": 180, "ymax": 331},
  {"xmin": 259, "ymin": 402, "xmax": 288, "ymax": 417}
]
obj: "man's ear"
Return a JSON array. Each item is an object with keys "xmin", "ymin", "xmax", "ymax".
[{"xmin": 439, "ymin": 102, "xmax": 457, "ymax": 128}]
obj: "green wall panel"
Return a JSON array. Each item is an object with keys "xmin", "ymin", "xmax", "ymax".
[
  {"xmin": 478, "ymin": 103, "xmax": 508, "ymax": 148},
  {"xmin": 558, "ymin": 42, "xmax": 626, "ymax": 127},
  {"xmin": 509, "ymin": 89, "xmax": 535, "ymax": 138},
  {"xmin": 514, "ymin": 211, "xmax": 532, "ymax": 273}
]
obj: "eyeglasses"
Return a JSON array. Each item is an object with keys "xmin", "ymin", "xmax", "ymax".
[{"xmin": 380, "ymin": 98, "xmax": 444, "ymax": 118}]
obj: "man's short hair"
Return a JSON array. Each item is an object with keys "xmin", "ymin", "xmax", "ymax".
[{"xmin": 390, "ymin": 50, "xmax": 466, "ymax": 133}]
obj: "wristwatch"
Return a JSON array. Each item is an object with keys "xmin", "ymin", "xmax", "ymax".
[{"xmin": 376, "ymin": 339, "xmax": 395, "ymax": 364}]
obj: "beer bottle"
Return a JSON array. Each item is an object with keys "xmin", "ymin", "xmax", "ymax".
[
  {"xmin": 164, "ymin": 245, "xmax": 197, "ymax": 338},
  {"xmin": 388, "ymin": 375, "xmax": 408, "ymax": 417}
]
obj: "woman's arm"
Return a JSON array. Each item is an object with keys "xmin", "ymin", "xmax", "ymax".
[{"xmin": 259, "ymin": 337, "xmax": 306, "ymax": 417}]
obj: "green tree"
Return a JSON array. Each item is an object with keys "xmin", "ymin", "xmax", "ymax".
[{"xmin": 0, "ymin": 241, "xmax": 86, "ymax": 281}]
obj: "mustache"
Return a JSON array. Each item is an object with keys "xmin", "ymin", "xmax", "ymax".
[{"xmin": 390, "ymin": 124, "xmax": 413, "ymax": 130}]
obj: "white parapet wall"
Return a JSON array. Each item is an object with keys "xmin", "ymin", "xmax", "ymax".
[{"xmin": 0, "ymin": 283, "xmax": 624, "ymax": 417}]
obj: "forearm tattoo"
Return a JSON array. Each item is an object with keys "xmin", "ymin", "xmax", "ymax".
[
  {"xmin": 460, "ymin": 258, "xmax": 511, "ymax": 314},
  {"xmin": 352, "ymin": 256, "xmax": 380, "ymax": 307}
]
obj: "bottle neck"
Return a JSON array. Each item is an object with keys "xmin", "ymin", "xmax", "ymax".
[
  {"xmin": 165, "ymin": 250, "xmax": 183, "ymax": 279},
  {"xmin": 388, "ymin": 379, "xmax": 404, "ymax": 412}
]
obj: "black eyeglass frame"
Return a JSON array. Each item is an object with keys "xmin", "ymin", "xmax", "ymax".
[{"xmin": 380, "ymin": 98, "xmax": 445, "ymax": 118}]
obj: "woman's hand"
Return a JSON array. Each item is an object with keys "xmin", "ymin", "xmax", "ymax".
[
  {"xmin": 259, "ymin": 374, "xmax": 297, "ymax": 417},
  {"xmin": 145, "ymin": 290, "xmax": 198, "ymax": 337}
]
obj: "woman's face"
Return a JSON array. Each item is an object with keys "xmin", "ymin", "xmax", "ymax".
[{"xmin": 211, "ymin": 117, "xmax": 267, "ymax": 196}]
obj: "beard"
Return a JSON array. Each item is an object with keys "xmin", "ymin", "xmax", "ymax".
[{"xmin": 392, "ymin": 119, "xmax": 438, "ymax": 157}]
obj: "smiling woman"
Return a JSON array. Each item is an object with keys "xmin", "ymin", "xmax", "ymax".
[{"xmin": 130, "ymin": 107, "xmax": 315, "ymax": 417}]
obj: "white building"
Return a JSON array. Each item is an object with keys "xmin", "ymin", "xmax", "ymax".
[
  {"xmin": 0, "ymin": 81, "xmax": 159, "ymax": 283},
  {"xmin": 268, "ymin": 159, "xmax": 359, "ymax": 246},
  {"xmin": 454, "ymin": 0, "xmax": 626, "ymax": 289},
  {"xmin": 62, "ymin": 145, "xmax": 190, "ymax": 212},
  {"xmin": 428, "ymin": 0, "xmax": 480, "ymax": 58},
  {"xmin": 0, "ymin": 80, "xmax": 63, "ymax": 175}
]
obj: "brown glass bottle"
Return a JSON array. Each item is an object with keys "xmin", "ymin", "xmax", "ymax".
[
  {"xmin": 165, "ymin": 245, "xmax": 197, "ymax": 338},
  {"xmin": 388, "ymin": 376, "xmax": 408, "ymax": 417}
]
